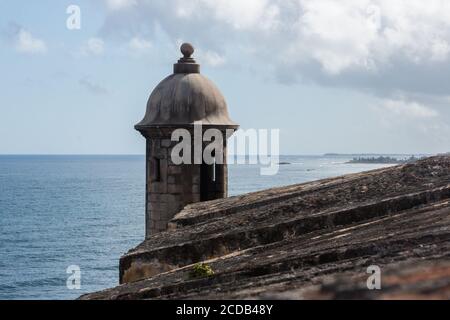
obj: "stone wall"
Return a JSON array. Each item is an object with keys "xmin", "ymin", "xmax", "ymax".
[
  {"xmin": 146, "ymin": 137, "xmax": 201, "ymax": 236},
  {"xmin": 145, "ymin": 131, "xmax": 229, "ymax": 237},
  {"xmin": 79, "ymin": 156, "xmax": 450, "ymax": 299}
]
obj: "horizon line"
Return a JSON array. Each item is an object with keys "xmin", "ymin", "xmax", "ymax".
[{"xmin": 0, "ymin": 153, "xmax": 433, "ymax": 157}]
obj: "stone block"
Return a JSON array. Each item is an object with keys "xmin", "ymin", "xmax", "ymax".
[
  {"xmin": 151, "ymin": 210, "xmax": 161, "ymax": 220},
  {"xmin": 168, "ymin": 183, "xmax": 183, "ymax": 194},
  {"xmin": 160, "ymin": 202, "xmax": 169, "ymax": 212},
  {"xmin": 192, "ymin": 174, "xmax": 201, "ymax": 184},
  {"xmin": 161, "ymin": 210, "xmax": 174, "ymax": 220},
  {"xmin": 167, "ymin": 175, "xmax": 178, "ymax": 184},
  {"xmin": 155, "ymin": 221, "xmax": 167, "ymax": 230},
  {"xmin": 168, "ymin": 201, "xmax": 182, "ymax": 214},
  {"xmin": 162, "ymin": 194, "xmax": 181, "ymax": 204},
  {"xmin": 149, "ymin": 193, "xmax": 162, "ymax": 203},
  {"xmin": 161, "ymin": 139, "xmax": 172, "ymax": 148},
  {"xmin": 150, "ymin": 182, "xmax": 166, "ymax": 193},
  {"xmin": 168, "ymin": 165, "xmax": 182, "ymax": 175},
  {"xmin": 192, "ymin": 184, "xmax": 200, "ymax": 193},
  {"xmin": 151, "ymin": 139, "xmax": 160, "ymax": 154},
  {"xmin": 149, "ymin": 219, "xmax": 157, "ymax": 228},
  {"xmin": 153, "ymin": 147, "xmax": 167, "ymax": 160}
]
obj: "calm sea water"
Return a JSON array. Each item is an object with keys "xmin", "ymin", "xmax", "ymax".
[{"xmin": 0, "ymin": 155, "xmax": 395, "ymax": 300}]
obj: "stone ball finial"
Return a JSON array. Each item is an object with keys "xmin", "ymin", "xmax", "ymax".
[
  {"xmin": 174, "ymin": 42, "xmax": 199, "ymax": 73},
  {"xmin": 180, "ymin": 43, "xmax": 194, "ymax": 58}
]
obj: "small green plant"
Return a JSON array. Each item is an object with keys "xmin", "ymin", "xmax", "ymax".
[{"xmin": 189, "ymin": 263, "xmax": 214, "ymax": 279}]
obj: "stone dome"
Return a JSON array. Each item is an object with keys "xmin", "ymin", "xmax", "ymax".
[{"xmin": 135, "ymin": 43, "xmax": 238, "ymax": 131}]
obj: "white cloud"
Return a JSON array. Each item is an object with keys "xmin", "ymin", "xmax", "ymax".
[
  {"xmin": 430, "ymin": 39, "xmax": 450, "ymax": 62},
  {"xmin": 105, "ymin": 0, "xmax": 136, "ymax": 11},
  {"xmin": 379, "ymin": 99, "xmax": 439, "ymax": 119},
  {"xmin": 282, "ymin": 0, "xmax": 450, "ymax": 75},
  {"xmin": 79, "ymin": 77, "xmax": 108, "ymax": 95},
  {"xmin": 14, "ymin": 29, "xmax": 47, "ymax": 54},
  {"xmin": 291, "ymin": 0, "xmax": 381, "ymax": 74},
  {"xmin": 202, "ymin": 0, "xmax": 280, "ymax": 31},
  {"xmin": 81, "ymin": 38, "xmax": 105, "ymax": 56},
  {"xmin": 128, "ymin": 37, "xmax": 152, "ymax": 55},
  {"xmin": 160, "ymin": 0, "xmax": 280, "ymax": 30},
  {"xmin": 99, "ymin": 0, "xmax": 450, "ymax": 97},
  {"xmin": 372, "ymin": 97, "xmax": 449, "ymax": 151},
  {"xmin": 197, "ymin": 50, "xmax": 226, "ymax": 67}
]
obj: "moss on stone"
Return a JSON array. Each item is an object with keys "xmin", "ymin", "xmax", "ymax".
[{"xmin": 189, "ymin": 263, "xmax": 214, "ymax": 279}]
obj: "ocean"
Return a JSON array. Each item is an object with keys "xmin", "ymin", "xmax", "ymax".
[{"xmin": 0, "ymin": 155, "xmax": 396, "ymax": 299}]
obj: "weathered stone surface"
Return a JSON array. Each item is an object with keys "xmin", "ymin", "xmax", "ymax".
[
  {"xmin": 79, "ymin": 156, "xmax": 450, "ymax": 300},
  {"xmin": 284, "ymin": 260, "xmax": 450, "ymax": 300}
]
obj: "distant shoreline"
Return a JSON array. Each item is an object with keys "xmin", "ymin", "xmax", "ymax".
[
  {"xmin": 346, "ymin": 156, "xmax": 421, "ymax": 164},
  {"xmin": 323, "ymin": 153, "xmax": 429, "ymax": 157}
]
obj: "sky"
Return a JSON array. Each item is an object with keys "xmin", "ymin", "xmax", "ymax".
[{"xmin": 0, "ymin": 0, "xmax": 449, "ymax": 155}]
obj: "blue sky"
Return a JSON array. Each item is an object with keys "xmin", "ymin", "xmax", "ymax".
[{"xmin": 1, "ymin": 0, "xmax": 449, "ymax": 155}]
